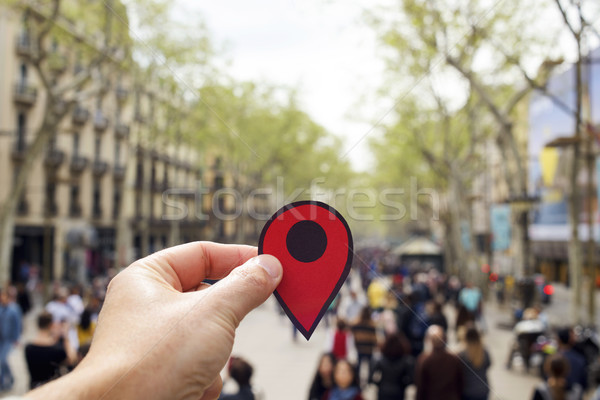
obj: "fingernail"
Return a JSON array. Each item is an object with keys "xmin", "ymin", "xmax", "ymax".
[{"xmin": 255, "ymin": 254, "xmax": 282, "ymax": 279}]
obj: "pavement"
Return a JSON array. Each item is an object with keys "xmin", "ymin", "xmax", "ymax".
[{"xmin": 2, "ymin": 292, "xmax": 546, "ymax": 400}]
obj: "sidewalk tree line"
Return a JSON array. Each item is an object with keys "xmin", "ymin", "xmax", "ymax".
[
  {"xmin": 0, "ymin": 0, "xmax": 353, "ymax": 284},
  {"xmin": 366, "ymin": 0, "xmax": 600, "ymax": 320}
]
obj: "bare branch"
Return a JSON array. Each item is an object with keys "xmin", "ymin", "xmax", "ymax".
[{"xmin": 554, "ymin": 0, "xmax": 579, "ymax": 38}]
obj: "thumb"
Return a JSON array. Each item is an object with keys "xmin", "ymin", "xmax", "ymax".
[{"xmin": 204, "ymin": 254, "xmax": 282, "ymax": 329}]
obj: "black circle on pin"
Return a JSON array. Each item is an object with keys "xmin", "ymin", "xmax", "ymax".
[{"xmin": 286, "ymin": 220, "xmax": 327, "ymax": 263}]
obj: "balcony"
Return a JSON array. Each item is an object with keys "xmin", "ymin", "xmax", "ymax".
[
  {"xmin": 134, "ymin": 110, "xmax": 146, "ymax": 124},
  {"xmin": 72, "ymin": 106, "xmax": 90, "ymax": 125},
  {"xmin": 44, "ymin": 148, "xmax": 65, "ymax": 168},
  {"xmin": 93, "ymin": 112, "xmax": 109, "ymax": 132},
  {"xmin": 116, "ymin": 87, "xmax": 129, "ymax": 102},
  {"xmin": 92, "ymin": 160, "xmax": 109, "ymax": 176},
  {"xmin": 69, "ymin": 204, "xmax": 82, "ymax": 218},
  {"xmin": 44, "ymin": 202, "xmax": 59, "ymax": 217},
  {"xmin": 70, "ymin": 155, "xmax": 88, "ymax": 174},
  {"xmin": 13, "ymin": 83, "xmax": 37, "ymax": 106},
  {"xmin": 151, "ymin": 181, "xmax": 167, "ymax": 193},
  {"xmin": 15, "ymin": 33, "xmax": 34, "ymax": 57},
  {"xmin": 115, "ymin": 123, "xmax": 130, "ymax": 139},
  {"xmin": 113, "ymin": 164, "xmax": 126, "ymax": 180},
  {"xmin": 47, "ymin": 52, "xmax": 67, "ymax": 74}
]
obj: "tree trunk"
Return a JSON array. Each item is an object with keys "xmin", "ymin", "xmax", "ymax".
[
  {"xmin": 0, "ymin": 108, "xmax": 61, "ymax": 284},
  {"xmin": 569, "ymin": 50, "xmax": 584, "ymax": 324}
]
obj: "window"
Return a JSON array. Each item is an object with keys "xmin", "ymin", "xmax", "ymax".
[
  {"xmin": 45, "ymin": 179, "xmax": 57, "ymax": 216},
  {"xmin": 92, "ymin": 179, "xmax": 101, "ymax": 217},
  {"xmin": 16, "ymin": 113, "xmax": 26, "ymax": 150},
  {"xmin": 73, "ymin": 133, "xmax": 80, "ymax": 155},
  {"xmin": 94, "ymin": 136, "xmax": 101, "ymax": 160},
  {"xmin": 115, "ymin": 141, "xmax": 121, "ymax": 165},
  {"xmin": 19, "ymin": 64, "xmax": 27, "ymax": 85},
  {"xmin": 113, "ymin": 190, "xmax": 121, "ymax": 219},
  {"xmin": 70, "ymin": 185, "xmax": 80, "ymax": 216}
]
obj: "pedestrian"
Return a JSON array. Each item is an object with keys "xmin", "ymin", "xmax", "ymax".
[
  {"xmin": 76, "ymin": 307, "xmax": 96, "ymax": 347},
  {"xmin": 367, "ymin": 278, "xmax": 387, "ymax": 312},
  {"xmin": 531, "ymin": 354, "xmax": 582, "ymax": 400},
  {"xmin": 459, "ymin": 325, "xmax": 491, "ymax": 400},
  {"xmin": 308, "ymin": 353, "xmax": 336, "ymax": 400},
  {"xmin": 343, "ymin": 291, "xmax": 365, "ymax": 324},
  {"xmin": 416, "ymin": 325, "xmax": 463, "ymax": 400},
  {"xmin": 323, "ymin": 359, "xmax": 364, "ymax": 400},
  {"xmin": 46, "ymin": 286, "xmax": 79, "ymax": 350},
  {"xmin": 330, "ymin": 319, "xmax": 354, "ymax": 361},
  {"xmin": 0, "ymin": 287, "xmax": 23, "ymax": 391},
  {"xmin": 25, "ymin": 311, "xmax": 77, "ymax": 389},
  {"xmin": 218, "ymin": 356, "xmax": 256, "ymax": 400},
  {"xmin": 556, "ymin": 328, "xmax": 587, "ymax": 397},
  {"xmin": 458, "ymin": 282, "xmax": 482, "ymax": 323},
  {"xmin": 371, "ymin": 333, "xmax": 414, "ymax": 400},
  {"xmin": 425, "ymin": 300, "xmax": 448, "ymax": 333},
  {"xmin": 16, "ymin": 283, "xmax": 31, "ymax": 315},
  {"xmin": 350, "ymin": 307, "xmax": 378, "ymax": 385}
]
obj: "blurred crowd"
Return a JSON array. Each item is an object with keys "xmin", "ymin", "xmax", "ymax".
[
  {"xmin": 0, "ymin": 265, "xmax": 113, "ymax": 392},
  {"xmin": 299, "ymin": 260, "xmax": 600, "ymax": 400},
  {"xmin": 1, "ymin": 254, "xmax": 600, "ymax": 400}
]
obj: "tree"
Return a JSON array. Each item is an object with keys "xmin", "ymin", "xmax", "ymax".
[{"xmin": 366, "ymin": 0, "xmax": 562, "ymax": 279}]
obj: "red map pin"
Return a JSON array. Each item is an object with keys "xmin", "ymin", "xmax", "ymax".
[{"xmin": 259, "ymin": 201, "xmax": 353, "ymax": 340}]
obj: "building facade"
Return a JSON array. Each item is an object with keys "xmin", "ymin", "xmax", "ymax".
[{"xmin": 0, "ymin": 6, "xmax": 242, "ymax": 284}]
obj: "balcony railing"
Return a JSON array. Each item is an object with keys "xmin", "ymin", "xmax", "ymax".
[
  {"xmin": 116, "ymin": 87, "xmax": 129, "ymax": 102},
  {"xmin": 15, "ymin": 33, "xmax": 34, "ymax": 57},
  {"xmin": 70, "ymin": 155, "xmax": 88, "ymax": 173},
  {"xmin": 134, "ymin": 110, "xmax": 146, "ymax": 124},
  {"xmin": 93, "ymin": 112, "xmax": 109, "ymax": 132},
  {"xmin": 115, "ymin": 123, "xmax": 130, "ymax": 139},
  {"xmin": 69, "ymin": 204, "xmax": 82, "ymax": 218},
  {"xmin": 44, "ymin": 148, "xmax": 66, "ymax": 168},
  {"xmin": 13, "ymin": 83, "xmax": 37, "ymax": 106},
  {"xmin": 113, "ymin": 164, "xmax": 126, "ymax": 180},
  {"xmin": 44, "ymin": 202, "xmax": 59, "ymax": 217},
  {"xmin": 72, "ymin": 106, "xmax": 90, "ymax": 125},
  {"xmin": 92, "ymin": 160, "xmax": 109, "ymax": 176}
]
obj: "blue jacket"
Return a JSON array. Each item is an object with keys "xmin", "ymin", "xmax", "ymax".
[{"xmin": 0, "ymin": 303, "xmax": 23, "ymax": 342}]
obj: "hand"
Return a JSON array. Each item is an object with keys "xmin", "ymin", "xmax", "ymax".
[{"xmin": 26, "ymin": 242, "xmax": 283, "ymax": 400}]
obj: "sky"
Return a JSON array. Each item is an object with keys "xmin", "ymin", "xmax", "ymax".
[{"xmin": 176, "ymin": 0, "xmax": 390, "ymax": 172}]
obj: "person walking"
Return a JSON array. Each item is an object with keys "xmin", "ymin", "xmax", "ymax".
[
  {"xmin": 308, "ymin": 353, "xmax": 336, "ymax": 400},
  {"xmin": 458, "ymin": 325, "xmax": 491, "ymax": 400},
  {"xmin": 351, "ymin": 307, "xmax": 377, "ymax": 384},
  {"xmin": 415, "ymin": 325, "xmax": 463, "ymax": 400},
  {"xmin": 0, "ymin": 287, "xmax": 23, "ymax": 391},
  {"xmin": 218, "ymin": 357, "xmax": 256, "ymax": 400},
  {"xmin": 25, "ymin": 311, "xmax": 77, "ymax": 389},
  {"xmin": 371, "ymin": 333, "xmax": 414, "ymax": 400},
  {"xmin": 532, "ymin": 354, "xmax": 582, "ymax": 400},
  {"xmin": 323, "ymin": 359, "xmax": 364, "ymax": 400}
]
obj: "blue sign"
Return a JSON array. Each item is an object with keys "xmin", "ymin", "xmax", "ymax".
[{"xmin": 491, "ymin": 205, "xmax": 511, "ymax": 251}]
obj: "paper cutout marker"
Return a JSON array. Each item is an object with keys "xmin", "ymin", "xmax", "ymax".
[{"xmin": 259, "ymin": 201, "xmax": 353, "ymax": 340}]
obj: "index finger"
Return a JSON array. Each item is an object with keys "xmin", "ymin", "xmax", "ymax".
[{"xmin": 145, "ymin": 242, "xmax": 257, "ymax": 292}]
